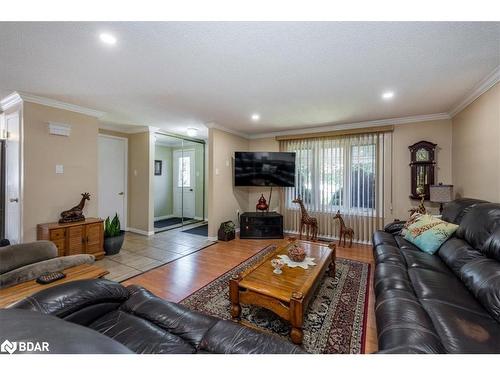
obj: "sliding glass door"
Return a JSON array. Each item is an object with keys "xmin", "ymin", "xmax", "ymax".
[{"xmin": 153, "ymin": 133, "xmax": 205, "ymax": 232}]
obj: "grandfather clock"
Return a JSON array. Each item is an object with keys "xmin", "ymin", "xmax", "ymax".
[{"xmin": 409, "ymin": 141, "xmax": 436, "ymax": 200}]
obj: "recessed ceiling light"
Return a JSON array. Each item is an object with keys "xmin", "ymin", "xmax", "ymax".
[
  {"xmin": 382, "ymin": 91, "xmax": 395, "ymax": 100},
  {"xmin": 251, "ymin": 114, "xmax": 260, "ymax": 121},
  {"xmin": 186, "ymin": 128, "xmax": 198, "ymax": 137},
  {"xmin": 99, "ymin": 33, "xmax": 117, "ymax": 45}
]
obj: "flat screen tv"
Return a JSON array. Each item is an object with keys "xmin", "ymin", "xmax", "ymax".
[{"xmin": 234, "ymin": 152, "xmax": 296, "ymax": 187}]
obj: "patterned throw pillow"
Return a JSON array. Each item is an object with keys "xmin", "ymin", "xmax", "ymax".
[
  {"xmin": 403, "ymin": 214, "xmax": 459, "ymax": 254},
  {"xmin": 400, "ymin": 212, "xmax": 422, "ymax": 237}
]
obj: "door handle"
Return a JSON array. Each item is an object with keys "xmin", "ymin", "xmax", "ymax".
[
  {"xmin": 189, "ymin": 189, "xmax": 193, "ymax": 192},
  {"xmin": 9, "ymin": 198, "xmax": 19, "ymax": 203},
  {"xmin": 118, "ymin": 192, "xmax": 124, "ymax": 195}
]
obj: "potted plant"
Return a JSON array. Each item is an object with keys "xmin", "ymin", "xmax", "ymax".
[
  {"xmin": 103, "ymin": 213, "xmax": 125, "ymax": 255},
  {"xmin": 218, "ymin": 221, "xmax": 236, "ymax": 241}
]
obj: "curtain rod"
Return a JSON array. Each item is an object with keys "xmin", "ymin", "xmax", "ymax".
[{"xmin": 275, "ymin": 125, "xmax": 394, "ymax": 141}]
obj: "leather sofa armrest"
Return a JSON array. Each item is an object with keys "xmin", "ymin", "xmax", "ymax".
[
  {"xmin": 384, "ymin": 220, "xmax": 406, "ymax": 235},
  {"xmin": 0, "ymin": 241, "xmax": 57, "ymax": 274},
  {"xmin": 10, "ymin": 279, "xmax": 129, "ymax": 318}
]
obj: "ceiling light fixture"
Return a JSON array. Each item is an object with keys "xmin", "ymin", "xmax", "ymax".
[
  {"xmin": 99, "ymin": 33, "xmax": 117, "ymax": 45},
  {"xmin": 382, "ymin": 91, "xmax": 395, "ymax": 100},
  {"xmin": 251, "ymin": 113, "xmax": 260, "ymax": 121},
  {"xmin": 186, "ymin": 128, "xmax": 198, "ymax": 137}
]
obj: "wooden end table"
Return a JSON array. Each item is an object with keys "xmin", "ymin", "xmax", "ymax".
[
  {"xmin": 0, "ymin": 264, "xmax": 109, "ymax": 308},
  {"xmin": 230, "ymin": 238, "xmax": 336, "ymax": 345}
]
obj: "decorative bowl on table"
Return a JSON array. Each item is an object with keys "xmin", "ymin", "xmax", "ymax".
[
  {"xmin": 270, "ymin": 258, "xmax": 285, "ymax": 274},
  {"xmin": 288, "ymin": 243, "xmax": 306, "ymax": 262}
]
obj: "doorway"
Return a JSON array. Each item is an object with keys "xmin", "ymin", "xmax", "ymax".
[
  {"xmin": 153, "ymin": 133, "xmax": 206, "ymax": 233},
  {"xmin": 98, "ymin": 135, "xmax": 128, "ymax": 228}
]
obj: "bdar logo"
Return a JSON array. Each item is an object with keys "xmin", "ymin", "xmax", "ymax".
[{"xmin": 1, "ymin": 339, "xmax": 17, "ymax": 354}]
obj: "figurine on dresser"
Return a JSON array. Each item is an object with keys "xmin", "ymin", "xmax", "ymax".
[{"xmin": 59, "ymin": 193, "xmax": 90, "ymax": 223}]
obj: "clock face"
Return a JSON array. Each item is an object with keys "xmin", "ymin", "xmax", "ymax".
[{"xmin": 416, "ymin": 148, "xmax": 429, "ymax": 161}]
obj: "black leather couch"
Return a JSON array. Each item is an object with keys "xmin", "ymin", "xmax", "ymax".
[
  {"xmin": 2, "ymin": 279, "xmax": 303, "ymax": 354},
  {"xmin": 373, "ymin": 198, "xmax": 500, "ymax": 353}
]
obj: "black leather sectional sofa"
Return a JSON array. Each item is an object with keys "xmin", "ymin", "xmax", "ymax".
[
  {"xmin": 1, "ymin": 279, "xmax": 303, "ymax": 354},
  {"xmin": 373, "ymin": 198, "xmax": 500, "ymax": 353}
]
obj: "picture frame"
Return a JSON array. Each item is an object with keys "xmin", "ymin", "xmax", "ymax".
[{"xmin": 154, "ymin": 160, "xmax": 162, "ymax": 176}]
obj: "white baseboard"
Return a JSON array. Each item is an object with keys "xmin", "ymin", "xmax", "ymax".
[
  {"xmin": 207, "ymin": 236, "xmax": 218, "ymax": 241},
  {"xmin": 126, "ymin": 227, "xmax": 154, "ymax": 236}
]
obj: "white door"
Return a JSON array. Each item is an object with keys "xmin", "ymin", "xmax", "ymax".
[
  {"xmin": 4, "ymin": 112, "xmax": 21, "ymax": 244},
  {"xmin": 173, "ymin": 149, "xmax": 195, "ymax": 218},
  {"xmin": 98, "ymin": 135, "xmax": 127, "ymax": 228}
]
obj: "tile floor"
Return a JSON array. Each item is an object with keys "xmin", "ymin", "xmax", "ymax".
[{"xmin": 96, "ymin": 222, "xmax": 214, "ymax": 282}]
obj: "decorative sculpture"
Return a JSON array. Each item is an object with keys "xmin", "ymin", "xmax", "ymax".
[
  {"xmin": 59, "ymin": 193, "xmax": 90, "ymax": 223},
  {"xmin": 292, "ymin": 197, "xmax": 318, "ymax": 241},
  {"xmin": 409, "ymin": 185, "xmax": 427, "ymax": 217},
  {"xmin": 333, "ymin": 210, "xmax": 354, "ymax": 248},
  {"xmin": 256, "ymin": 194, "xmax": 269, "ymax": 212}
]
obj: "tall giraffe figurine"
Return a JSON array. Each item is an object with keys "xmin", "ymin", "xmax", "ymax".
[
  {"xmin": 333, "ymin": 210, "xmax": 354, "ymax": 247},
  {"xmin": 292, "ymin": 197, "xmax": 318, "ymax": 241}
]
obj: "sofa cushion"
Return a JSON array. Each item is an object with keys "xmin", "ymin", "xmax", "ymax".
[
  {"xmin": 374, "ymin": 244, "xmax": 405, "ymax": 265},
  {"xmin": 375, "ymin": 289, "xmax": 445, "ymax": 354},
  {"xmin": 403, "ymin": 214, "xmax": 458, "ymax": 254},
  {"xmin": 460, "ymin": 258, "xmax": 500, "ymax": 323},
  {"xmin": 89, "ymin": 309, "xmax": 197, "ymax": 353},
  {"xmin": 456, "ymin": 203, "xmax": 500, "ymax": 250},
  {"xmin": 482, "ymin": 226, "xmax": 500, "ymax": 262},
  {"xmin": 374, "ymin": 263, "xmax": 413, "ymax": 296},
  {"xmin": 395, "ymin": 236, "xmax": 421, "ymax": 252},
  {"xmin": 401, "ymin": 249, "xmax": 451, "ymax": 274},
  {"xmin": 121, "ymin": 285, "xmax": 218, "ymax": 348},
  {"xmin": 421, "ymin": 299, "xmax": 500, "ymax": 353},
  {"xmin": 437, "ymin": 237, "xmax": 484, "ymax": 276},
  {"xmin": 408, "ymin": 268, "xmax": 487, "ymax": 314},
  {"xmin": 441, "ymin": 198, "xmax": 489, "ymax": 224}
]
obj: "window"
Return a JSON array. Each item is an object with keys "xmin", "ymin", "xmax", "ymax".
[
  {"xmin": 177, "ymin": 156, "xmax": 191, "ymax": 187},
  {"xmin": 283, "ymin": 135, "xmax": 380, "ymax": 215}
]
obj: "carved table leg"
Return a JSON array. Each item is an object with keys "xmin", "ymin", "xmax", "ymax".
[
  {"xmin": 290, "ymin": 292, "xmax": 304, "ymax": 345},
  {"xmin": 328, "ymin": 243, "xmax": 337, "ymax": 277},
  {"xmin": 230, "ymin": 274, "xmax": 242, "ymax": 322}
]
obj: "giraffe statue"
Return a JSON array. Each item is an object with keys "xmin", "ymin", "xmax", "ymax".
[
  {"xmin": 59, "ymin": 192, "xmax": 91, "ymax": 223},
  {"xmin": 292, "ymin": 197, "xmax": 318, "ymax": 241},
  {"xmin": 333, "ymin": 210, "xmax": 354, "ymax": 247}
]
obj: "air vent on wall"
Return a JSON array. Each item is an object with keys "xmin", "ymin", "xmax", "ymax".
[{"xmin": 48, "ymin": 122, "xmax": 71, "ymax": 137}]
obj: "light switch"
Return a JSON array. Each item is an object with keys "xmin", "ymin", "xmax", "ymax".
[
  {"xmin": 55, "ymin": 165, "xmax": 64, "ymax": 174},
  {"xmin": 215, "ymin": 168, "xmax": 220, "ymax": 175},
  {"xmin": 225, "ymin": 159, "xmax": 230, "ymax": 167}
]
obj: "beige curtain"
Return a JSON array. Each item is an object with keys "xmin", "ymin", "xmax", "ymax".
[{"xmin": 280, "ymin": 132, "xmax": 391, "ymax": 244}]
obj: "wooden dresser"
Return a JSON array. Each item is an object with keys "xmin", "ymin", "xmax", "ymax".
[{"xmin": 37, "ymin": 218, "xmax": 105, "ymax": 260}]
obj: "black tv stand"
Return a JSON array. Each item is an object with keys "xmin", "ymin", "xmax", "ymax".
[{"xmin": 239, "ymin": 212, "xmax": 284, "ymax": 239}]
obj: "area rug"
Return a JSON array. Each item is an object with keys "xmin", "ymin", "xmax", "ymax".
[
  {"xmin": 180, "ymin": 245, "xmax": 371, "ymax": 354},
  {"xmin": 182, "ymin": 224, "xmax": 208, "ymax": 236}
]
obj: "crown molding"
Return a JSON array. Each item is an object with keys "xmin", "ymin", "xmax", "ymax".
[
  {"xmin": 0, "ymin": 91, "xmax": 105, "ymax": 118},
  {"xmin": 248, "ymin": 113, "xmax": 451, "ymax": 139},
  {"xmin": 205, "ymin": 122, "xmax": 250, "ymax": 139},
  {"xmin": 0, "ymin": 92, "xmax": 23, "ymax": 111},
  {"xmin": 448, "ymin": 65, "xmax": 500, "ymax": 118}
]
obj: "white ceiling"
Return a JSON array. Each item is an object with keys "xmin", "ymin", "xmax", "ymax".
[{"xmin": 0, "ymin": 22, "xmax": 499, "ymax": 138}]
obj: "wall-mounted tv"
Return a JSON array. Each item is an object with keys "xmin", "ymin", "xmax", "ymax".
[{"xmin": 234, "ymin": 152, "xmax": 296, "ymax": 187}]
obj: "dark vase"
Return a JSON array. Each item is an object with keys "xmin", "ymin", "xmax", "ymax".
[{"xmin": 104, "ymin": 230, "xmax": 125, "ymax": 255}]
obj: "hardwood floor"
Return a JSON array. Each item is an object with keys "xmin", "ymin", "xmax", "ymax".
[{"xmin": 123, "ymin": 235, "xmax": 377, "ymax": 353}]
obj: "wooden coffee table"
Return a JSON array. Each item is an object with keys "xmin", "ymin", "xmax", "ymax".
[
  {"xmin": 230, "ymin": 238, "xmax": 336, "ymax": 345},
  {"xmin": 0, "ymin": 264, "xmax": 108, "ymax": 308}
]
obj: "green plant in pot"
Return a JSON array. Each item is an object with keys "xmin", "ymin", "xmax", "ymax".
[
  {"xmin": 103, "ymin": 213, "xmax": 125, "ymax": 255},
  {"xmin": 217, "ymin": 221, "xmax": 236, "ymax": 241}
]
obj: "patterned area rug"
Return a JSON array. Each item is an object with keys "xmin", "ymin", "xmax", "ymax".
[{"xmin": 180, "ymin": 245, "xmax": 371, "ymax": 354}]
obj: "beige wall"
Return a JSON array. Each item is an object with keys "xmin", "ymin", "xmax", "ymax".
[
  {"xmin": 452, "ymin": 83, "xmax": 500, "ymax": 202},
  {"xmin": 247, "ymin": 137, "xmax": 281, "ymax": 212},
  {"xmin": 207, "ymin": 128, "xmax": 249, "ymax": 237},
  {"xmin": 128, "ymin": 132, "xmax": 154, "ymax": 233},
  {"xmin": 23, "ymin": 102, "xmax": 99, "ymax": 241},
  {"xmin": 389, "ymin": 119, "xmax": 453, "ymax": 220}
]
